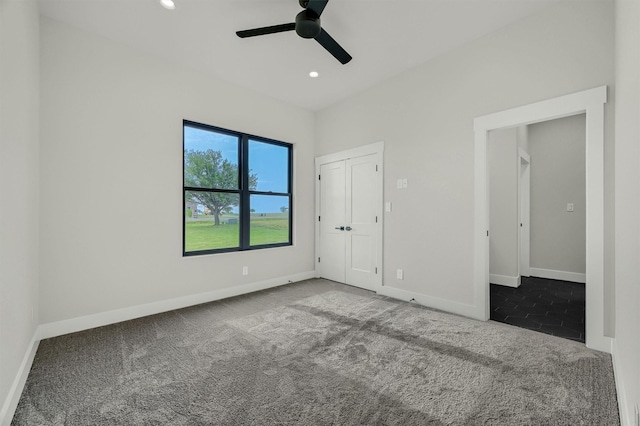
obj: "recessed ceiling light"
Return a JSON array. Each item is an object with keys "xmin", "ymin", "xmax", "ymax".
[
  {"xmin": 159, "ymin": 0, "xmax": 175, "ymax": 10},
  {"xmin": 309, "ymin": 71, "xmax": 319, "ymax": 78}
]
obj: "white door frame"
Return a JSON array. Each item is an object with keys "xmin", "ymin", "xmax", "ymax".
[
  {"xmin": 518, "ymin": 149, "xmax": 531, "ymax": 279},
  {"xmin": 474, "ymin": 86, "xmax": 609, "ymax": 352},
  {"xmin": 315, "ymin": 141, "xmax": 384, "ymax": 291}
]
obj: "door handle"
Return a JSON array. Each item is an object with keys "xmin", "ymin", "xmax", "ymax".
[
  {"xmin": 335, "ymin": 226, "xmax": 345, "ymax": 231},
  {"xmin": 345, "ymin": 226, "xmax": 352, "ymax": 231}
]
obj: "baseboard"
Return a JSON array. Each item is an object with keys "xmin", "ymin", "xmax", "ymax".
[
  {"xmin": 529, "ymin": 267, "xmax": 586, "ymax": 283},
  {"xmin": 490, "ymin": 274, "xmax": 520, "ymax": 288},
  {"xmin": 378, "ymin": 285, "xmax": 479, "ymax": 320},
  {"xmin": 38, "ymin": 271, "xmax": 316, "ymax": 340},
  {"xmin": 0, "ymin": 333, "xmax": 39, "ymax": 426},
  {"xmin": 611, "ymin": 339, "xmax": 631, "ymax": 426}
]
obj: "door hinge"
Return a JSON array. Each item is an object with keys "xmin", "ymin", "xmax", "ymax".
[
  {"xmin": 487, "ymin": 230, "xmax": 489, "ymax": 237},
  {"xmin": 376, "ymin": 165, "xmax": 378, "ymax": 172},
  {"xmin": 318, "ymin": 216, "xmax": 321, "ymax": 221},
  {"xmin": 375, "ymin": 267, "xmax": 378, "ymax": 274},
  {"xmin": 318, "ymin": 257, "xmax": 321, "ymax": 263},
  {"xmin": 318, "ymin": 174, "xmax": 321, "ymax": 180},
  {"xmin": 375, "ymin": 216, "xmax": 378, "ymax": 223}
]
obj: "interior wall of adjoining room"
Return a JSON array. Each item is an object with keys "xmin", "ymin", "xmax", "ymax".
[
  {"xmin": 613, "ymin": 0, "xmax": 640, "ymax": 423},
  {"xmin": 0, "ymin": 0, "xmax": 40, "ymax": 417},
  {"xmin": 488, "ymin": 127, "xmax": 519, "ymax": 281},
  {"xmin": 315, "ymin": 1, "xmax": 615, "ymax": 320},
  {"xmin": 517, "ymin": 126, "xmax": 529, "ymax": 153},
  {"xmin": 528, "ymin": 114, "xmax": 586, "ymax": 280},
  {"xmin": 38, "ymin": 17, "xmax": 316, "ymax": 325}
]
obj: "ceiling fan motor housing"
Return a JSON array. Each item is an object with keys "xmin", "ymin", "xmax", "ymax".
[{"xmin": 295, "ymin": 10, "xmax": 321, "ymax": 38}]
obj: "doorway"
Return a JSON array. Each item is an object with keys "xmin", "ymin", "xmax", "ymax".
[
  {"xmin": 315, "ymin": 142, "xmax": 384, "ymax": 291},
  {"xmin": 491, "ymin": 116, "xmax": 587, "ymax": 342},
  {"xmin": 489, "ymin": 116, "xmax": 588, "ymax": 342},
  {"xmin": 518, "ymin": 149, "xmax": 530, "ymax": 278},
  {"xmin": 487, "ymin": 128, "xmax": 528, "ymax": 289},
  {"xmin": 474, "ymin": 86, "xmax": 610, "ymax": 352}
]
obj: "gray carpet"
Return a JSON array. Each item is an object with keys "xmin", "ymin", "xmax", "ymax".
[{"xmin": 12, "ymin": 279, "xmax": 619, "ymax": 425}]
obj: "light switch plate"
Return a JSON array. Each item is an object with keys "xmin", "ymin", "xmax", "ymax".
[
  {"xmin": 396, "ymin": 269, "xmax": 403, "ymax": 280},
  {"xmin": 385, "ymin": 202, "xmax": 392, "ymax": 212}
]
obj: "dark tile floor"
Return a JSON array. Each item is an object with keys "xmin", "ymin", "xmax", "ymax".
[{"xmin": 490, "ymin": 276, "xmax": 585, "ymax": 343}]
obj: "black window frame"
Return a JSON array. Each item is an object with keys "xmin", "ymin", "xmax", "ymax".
[{"xmin": 183, "ymin": 120, "xmax": 293, "ymax": 256}]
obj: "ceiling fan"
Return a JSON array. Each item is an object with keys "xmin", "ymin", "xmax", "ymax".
[{"xmin": 236, "ymin": 0, "xmax": 352, "ymax": 65}]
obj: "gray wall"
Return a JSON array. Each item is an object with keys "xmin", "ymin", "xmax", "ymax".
[
  {"xmin": 315, "ymin": 1, "xmax": 614, "ymax": 316},
  {"xmin": 0, "ymin": 0, "xmax": 40, "ymax": 416},
  {"xmin": 613, "ymin": 0, "xmax": 640, "ymax": 422},
  {"xmin": 488, "ymin": 128, "xmax": 518, "ymax": 279},
  {"xmin": 517, "ymin": 126, "xmax": 529, "ymax": 153},
  {"xmin": 529, "ymin": 114, "xmax": 586, "ymax": 276}
]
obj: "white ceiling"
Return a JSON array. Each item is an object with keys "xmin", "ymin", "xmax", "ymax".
[{"xmin": 39, "ymin": 0, "xmax": 567, "ymax": 111}]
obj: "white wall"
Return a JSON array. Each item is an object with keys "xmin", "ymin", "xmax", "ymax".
[
  {"xmin": 528, "ymin": 114, "xmax": 586, "ymax": 278},
  {"xmin": 39, "ymin": 18, "xmax": 316, "ymax": 324},
  {"xmin": 315, "ymin": 1, "xmax": 614, "ymax": 317},
  {"xmin": 488, "ymin": 128, "xmax": 519, "ymax": 280},
  {"xmin": 613, "ymin": 0, "xmax": 640, "ymax": 423},
  {"xmin": 517, "ymin": 126, "xmax": 529, "ymax": 153},
  {"xmin": 0, "ymin": 0, "xmax": 40, "ymax": 420}
]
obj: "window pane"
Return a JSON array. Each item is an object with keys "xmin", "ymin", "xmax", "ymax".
[
  {"xmin": 184, "ymin": 126, "xmax": 239, "ymax": 190},
  {"xmin": 250, "ymin": 195, "xmax": 290, "ymax": 246},
  {"xmin": 185, "ymin": 190, "xmax": 240, "ymax": 251},
  {"xmin": 249, "ymin": 140, "xmax": 289, "ymax": 193}
]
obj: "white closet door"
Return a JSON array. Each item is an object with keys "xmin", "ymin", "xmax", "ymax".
[
  {"xmin": 319, "ymin": 161, "xmax": 346, "ymax": 283},
  {"xmin": 345, "ymin": 155, "xmax": 378, "ymax": 290},
  {"xmin": 319, "ymin": 154, "xmax": 378, "ymax": 291}
]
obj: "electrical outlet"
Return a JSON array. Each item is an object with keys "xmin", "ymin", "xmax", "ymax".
[
  {"xmin": 567, "ymin": 202, "xmax": 574, "ymax": 212},
  {"xmin": 397, "ymin": 179, "xmax": 403, "ymax": 189},
  {"xmin": 242, "ymin": 266, "xmax": 248, "ymax": 275},
  {"xmin": 385, "ymin": 202, "xmax": 392, "ymax": 212},
  {"xmin": 396, "ymin": 269, "xmax": 403, "ymax": 280}
]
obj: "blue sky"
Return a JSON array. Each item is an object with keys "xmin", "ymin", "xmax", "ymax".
[{"xmin": 184, "ymin": 125, "xmax": 289, "ymax": 213}]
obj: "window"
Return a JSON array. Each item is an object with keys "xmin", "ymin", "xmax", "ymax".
[{"xmin": 183, "ymin": 120, "xmax": 292, "ymax": 255}]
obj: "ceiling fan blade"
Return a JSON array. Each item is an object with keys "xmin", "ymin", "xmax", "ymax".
[
  {"xmin": 315, "ymin": 28, "xmax": 352, "ymax": 64},
  {"xmin": 236, "ymin": 23, "xmax": 296, "ymax": 38},
  {"xmin": 305, "ymin": 0, "xmax": 328, "ymax": 17}
]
